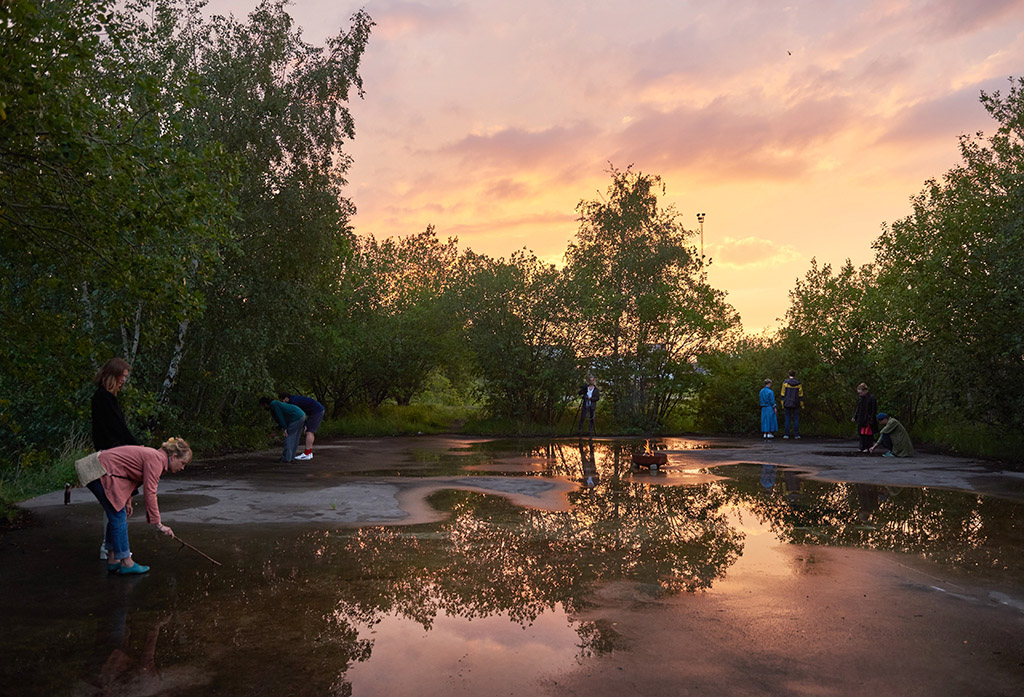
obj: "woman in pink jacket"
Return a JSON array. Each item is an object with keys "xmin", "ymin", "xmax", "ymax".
[{"xmin": 87, "ymin": 438, "xmax": 192, "ymax": 575}]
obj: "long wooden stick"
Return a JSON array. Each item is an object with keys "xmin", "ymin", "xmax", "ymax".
[{"xmin": 170, "ymin": 534, "xmax": 223, "ymax": 566}]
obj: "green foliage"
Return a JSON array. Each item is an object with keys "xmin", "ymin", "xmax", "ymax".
[
  {"xmin": 1, "ymin": 0, "xmax": 373, "ymax": 468},
  {"xmin": 871, "ymin": 77, "xmax": 1024, "ymax": 433},
  {"xmin": 0, "ymin": 437, "xmax": 84, "ymax": 523},
  {"xmin": 695, "ymin": 335, "xmax": 781, "ymax": 434},
  {"xmin": 1, "ymin": 0, "xmax": 236, "ymax": 454},
  {"xmin": 774, "ymin": 258, "xmax": 879, "ymax": 429},
  {"xmin": 461, "ymin": 249, "xmax": 582, "ymax": 424},
  {"xmin": 158, "ymin": 0, "xmax": 373, "ymax": 417},
  {"xmin": 324, "ymin": 404, "xmax": 479, "ymax": 438},
  {"xmin": 564, "ymin": 166, "xmax": 740, "ymax": 430}
]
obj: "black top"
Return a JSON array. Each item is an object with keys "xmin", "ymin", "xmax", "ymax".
[
  {"xmin": 91, "ymin": 387, "xmax": 139, "ymax": 450},
  {"xmin": 853, "ymin": 392, "xmax": 878, "ymax": 432},
  {"xmin": 578, "ymin": 385, "xmax": 600, "ymax": 405}
]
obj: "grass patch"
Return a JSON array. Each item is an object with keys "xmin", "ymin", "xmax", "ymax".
[
  {"xmin": 914, "ymin": 420, "xmax": 1024, "ymax": 465},
  {"xmin": 460, "ymin": 416, "xmax": 570, "ymax": 437},
  {"xmin": 322, "ymin": 403, "xmax": 481, "ymax": 438},
  {"xmin": 0, "ymin": 439, "xmax": 85, "ymax": 524}
]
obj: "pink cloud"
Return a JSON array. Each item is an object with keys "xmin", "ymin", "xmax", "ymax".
[
  {"xmin": 919, "ymin": 0, "xmax": 1024, "ymax": 39},
  {"xmin": 439, "ymin": 122, "xmax": 601, "ymax": 169},
  {"xmin": 877, "ymin": 76, "xmax": 1004, "ymax": 145},
  {"xmin": 611, "ymin": 93, "xmax": 856, "ymax": 178},
  {"xmin": 483, "ymin": 178, "xmax": 531, "ymax": 201},
  {"xmin": 368, "ymin": 0, "xmax": 468, "ymax": 39}
]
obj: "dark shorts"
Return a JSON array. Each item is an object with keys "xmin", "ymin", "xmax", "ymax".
[{"xmin": 304, "ymin": 409, "xmax": 324, "ymax": 433}]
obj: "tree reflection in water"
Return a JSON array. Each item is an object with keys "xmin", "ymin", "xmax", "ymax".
[
  {"xmin": 336, "ymin": 439, "xmax": 745, "ymax": 642},
  {"xmin": 735, "ymin": 462, "xmax": 1024, "ymax": 578},
  {"xmin": 48, "ymin": 442, "xmax": 1020, "ymax": 697}
]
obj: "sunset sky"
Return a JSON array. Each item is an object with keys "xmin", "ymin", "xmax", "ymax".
[{"xmin": 210, "ymin": 0, "xmax": 1024, "ymax": 332}]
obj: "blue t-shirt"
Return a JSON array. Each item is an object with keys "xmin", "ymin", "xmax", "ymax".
[{"xmin": 288, "ymin": 394, "xmax": 325, "ymax": 415}]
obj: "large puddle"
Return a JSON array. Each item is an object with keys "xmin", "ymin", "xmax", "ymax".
[{"xmin": 3, "ymin": 437, "xmax": 1023, "ymax": 696}]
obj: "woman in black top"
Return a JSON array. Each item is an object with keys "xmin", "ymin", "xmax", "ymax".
[
  {"xmin": 851, "ymin": 382, "xmax": 878, "ymax": 453},
  {"xmin": 91, "ymin": 357, "xmax": 139, "ymax": 560},
  {"xmin": 91, "ymin": 357, "xmax": 139, "ymax": 450}
]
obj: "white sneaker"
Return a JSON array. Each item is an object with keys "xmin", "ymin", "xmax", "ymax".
[
  {"xmin": 782, "ymin": 435, "xmax": 789, "ymax": 439},
  {"xmin": 767, "ymin": 433, "xmax": 774, "ymax": 438},
  {"xmin": 294, "ymin": 453, "xmax": 312, "ymax": 461},
  {"xmin": 100, "ymin": 542, "xmax": 110, "ymax": 560}
]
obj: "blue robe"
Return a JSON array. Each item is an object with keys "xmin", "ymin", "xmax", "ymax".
[{"xmin": 759, "ymin": 386, "xmax": 778, "ymax": 433}]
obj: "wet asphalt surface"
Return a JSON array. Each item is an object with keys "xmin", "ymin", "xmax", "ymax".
[{"xmin": 3, "ymin": 435, "xmax": 1023, "ymax": 696}]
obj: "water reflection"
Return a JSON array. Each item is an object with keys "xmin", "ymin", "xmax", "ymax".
[
  {"xmin": 4, "ymin": 439, "xmax": 1024, "ymax": 696},
  {"xmin": 732, "ymin": 462, "xmax": 1021, "ymax": 577},
  {"xmin": 578, "ymin": 438, "xmax": 599, "ymax": 489}
]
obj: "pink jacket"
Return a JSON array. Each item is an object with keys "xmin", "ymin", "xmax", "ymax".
[{"xmin": 97, "ymin": 446, "xmax": 168, "ymax": 525}]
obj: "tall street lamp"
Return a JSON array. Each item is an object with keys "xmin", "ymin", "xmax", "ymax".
[{"xmin": 696, "ymin": 212, "xmax": 705, "ymax": 259}]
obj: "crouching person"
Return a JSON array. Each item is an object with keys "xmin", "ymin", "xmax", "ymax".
[{"xmin": 869, "ymin": 413, "xmax": 915, "ymax": 457}]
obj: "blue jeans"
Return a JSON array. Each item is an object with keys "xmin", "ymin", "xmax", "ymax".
[
  {"xmin": 87, "ymin": 480, "xmax": 131, "ymax": 560},
  {"xmin": 784, "ymin": 407, "xmax": 800, "ymax": 436},
  {"xmin": 283, "ymin": 416, "xmax": 306, "ymax": 462}
]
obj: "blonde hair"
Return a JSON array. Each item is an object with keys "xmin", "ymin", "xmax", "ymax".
[
  {"xmin": 857, "ymin": 382, "xmax": 869, "ymax": 392},
  {"xmin": 94, "ymin": 357, "xmax": 131, "ymax": 393},
  {"xmin": 161, "ymin": 437, "xmax": 192, "ymax": 465}
]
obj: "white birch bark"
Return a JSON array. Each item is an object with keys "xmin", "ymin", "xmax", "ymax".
[{"xmin": 160, "ymin": 317, "xmax": 189, "ymax": 403}]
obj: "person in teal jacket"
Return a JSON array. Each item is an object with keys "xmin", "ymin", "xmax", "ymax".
[{"xmin": 259, "ymin": 397, "xmax": 307, "ymax": 462}]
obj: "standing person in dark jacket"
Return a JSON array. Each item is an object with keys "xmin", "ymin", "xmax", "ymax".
[
  {"xmin": 851, "ymin": 382, "xmax": 878, "ymax": 452},
  {"xmin": 578, "ymin": 376, "xmax": 600, "ymax": 436},
  {"xmin": 259, "ymin": 397, "xmax": 307, "ymax": 462},
  {"xmin": 92, "ymin": 358, "xmax": 139, "ymax": 451},
  {"xmin": 91, "ymin": 357, "xmax": 140, "ymax": 560},
  {"xmin": 280, "ymin": 393, "xmax": 325, "ymax": 461},
  {"xmin": 780, "ymin": 370, "xmax": 804, "ymax": 439}
]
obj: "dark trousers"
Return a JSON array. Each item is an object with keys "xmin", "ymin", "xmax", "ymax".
[
  {"xmin": 784, "ymin": 407, "xmax": 800, "ymax": 436},
  {"xmin": 859, "ymin": 430, "xmax": 873, "ymax": 451},
  {"xmin": 877, "ymin": 432, "xmax": 893, "ymax": 451},
  {"xmin": 578, "ymin": 401, "xmax": 595, "ymax": 435}
]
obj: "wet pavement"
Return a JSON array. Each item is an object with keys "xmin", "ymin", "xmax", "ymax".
[{"xmin": 3, "ymin": 435, "xmax": 1023, "ymax": 696}]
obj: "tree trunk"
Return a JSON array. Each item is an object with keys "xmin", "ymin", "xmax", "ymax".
[{"xmin": 160, "ymin": 318, "xmax": 189, "ymax": 403}]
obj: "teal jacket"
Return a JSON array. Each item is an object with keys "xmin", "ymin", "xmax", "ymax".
[{"xmin": 269, "ymin": 400, "xmax": 305, "ymax": 428}]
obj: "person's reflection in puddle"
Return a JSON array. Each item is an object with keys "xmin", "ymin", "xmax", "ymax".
[
  {"xmin": 579, "ymin": 438, "xmax": 599, "ymax": 489},
  {"xmin": 84, "ymin": 581, "xmax": 208, "ymax": 696},
  {"xmin": 855, "ymin": 483, "xmax": 900, "ymax": 524},
  {"xmin": 89, "ymin": 592, "xmax": 171, "ymax": 697},
  {"xmin": 855, "ymin": 483, "xmax": 881, "ymax": 523},
  {"xmin": 94, "ymin": 616, "xmax": 170, "ymax": 696},
  {"xmin": 759, "ymin": 466, "xmax": 806, "ymax": 506},
  {"xmin": 780, "ymin": 470, "xmax": 806, "ymax": 507}
]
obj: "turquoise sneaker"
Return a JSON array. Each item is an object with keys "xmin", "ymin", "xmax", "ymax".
[{"xmin": 116, "ymin": 563, "xmax": 150, "ymax": 575}]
